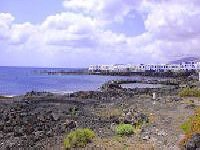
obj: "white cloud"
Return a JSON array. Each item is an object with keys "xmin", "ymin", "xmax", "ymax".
[
  {"xmin": 41, "ymin": 12, "xmax": 97, "ymax": 29},
  {"xmin": 0, "ymin": 13, "xmax": 14, "ymax": 27},
  {"xmin": 63, "ymin": 0, "xmax": 141, "ymax": 23},
  {"xmin": 144, "ymin": 0, "xmax": 200, "ymax": 39},
  {"xmin": 0, "ymin": 13, "xmax": 15, "ymax": 40},
  {"xmin": 0, "ymin": 0, "xmax": 200, "ymax": 67},
  {"xmin": 140, "ymin": 0, "xmax": 200, "ymax": 60},
  {"xmin": 9, "ymin": 22, "xmax": 37, "ymax": 44}
]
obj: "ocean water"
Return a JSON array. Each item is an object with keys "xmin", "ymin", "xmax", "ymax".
[{"xmin": 0, "ymin": 67, "xmax": 160, "ymax": 96}]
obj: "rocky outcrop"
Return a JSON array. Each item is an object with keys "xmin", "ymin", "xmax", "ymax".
[
  {"xmin": 0, "ymin": 101, "xmax": 78, "ymax": 149},
  {"xmin": 89, "ymin": 70, "xmax": 197, "ymax": 78},
  {"xmin": 186, "ymin": 133, "xmax": 200, "ymax": 150},
  {"xmin": 119, "ymin": 108, "xmax": 149, "ymax": 126},
  {"xmin": 0, "ymin": 78, "xmax": 194, "ymax": 149}
]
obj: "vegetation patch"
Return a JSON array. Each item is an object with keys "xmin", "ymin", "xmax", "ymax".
[
  {"xmin": 95, "ymin": 107, "xmax": 123, "ymax": 118},
  {"xmin": 179, "ymin": 107, "xmax": 200, "ymax": 146},
  {"xmin": 115, "ymin": 124, "xmax": 134, "ymax": 136},
  {"xmin": 64, "ymin": 128, "xmax": 95, "ymax": 149},
  {"xmin": 93, "ymin": 136, "xmax": 154, "ymax": 150},
  {"xmin": 69, "ymin": 107, "xmax": 78, "ymax": 116},
  {"xmin": 179, "ymin": 88, "xmax": 200, "ymax": 97}
]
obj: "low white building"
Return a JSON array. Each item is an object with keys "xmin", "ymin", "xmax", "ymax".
[
  {"xmin": 195, "ymin": 61, "xmax": 200, "ymax": 70},
  {"xmin": 88, "ymin": 60, "xmax": 200, "ymax": 73},
  {"xmin": 113, "ymin": 64, "xmax": 129, "ymax": 72},
  {"xmin": 100, "ymin": 65, "xmax": 113, "ymax": 72},
  {"xmin": 88, "ymin": 65, "xmax": 101, "ymax": 72}
]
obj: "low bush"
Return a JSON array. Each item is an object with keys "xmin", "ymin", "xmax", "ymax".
[
  {"xmin": 180, "ymin": 108, "xmax": 200, "ymax": 146},
  {"xmin": 69, "ymin": 107, "xmax": 78, "ymax": 116},
  {"xmin": 115, "ymin": 124, "xmax": 134, "ymax": 136},
  {"xmin": 64, "ymin": 128, "xmax": 95, "ymax": 149},
  {"xmin": 179, "ymin": 88, "xmax": 200, "ymax": 97}
]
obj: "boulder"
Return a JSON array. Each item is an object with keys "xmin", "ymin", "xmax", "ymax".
[
  {"xmin": 51, "ymin": 113, "xmax": 60, "ymax": 121},
  {"xmin": 186, "ymin": 133, "xmax": 200, "ymax": 150},
  {"xmin": 142, "ymin": 135, "xmax": 150, "ymax": 140}
]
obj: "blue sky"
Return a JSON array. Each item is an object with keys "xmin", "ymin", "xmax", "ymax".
[
  {"xmin": 0, "ymin": 0, "xmax": 145, "ymax": 36},
  {"xmin": 0, "ymin": 0, "xmax": 200, "ymax": 67},
  {"xmin": 0, "ymin": 0, "xmax": 65, "ymax": 24}
]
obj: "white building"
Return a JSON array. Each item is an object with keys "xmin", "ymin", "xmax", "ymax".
[
  {"xmin": 179, "ymin": 61, "xmax": 197, "ymax": 71},
  {"xmin": 136, "ymin": 64, "xmax": 146, "ymax": 72},
  {"xmin": 88, "ymin": 60, "xmax": 200, "ymax": 73},
  {"xmin": 100, "ymin": 65, "xmax": 113, "ymax": 72},
  {"xmin": 88, "ymin": 65, "xmax": 101, "ymax": 72},
  {"xmin": 197, "ymin": 61, "xmax": 200, "ymax": 70},
  {"xmin": 112, "ymin": 64, "xmax": 130, "ymax": 72}
]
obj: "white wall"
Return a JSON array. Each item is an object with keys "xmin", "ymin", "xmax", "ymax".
[{"xmin": 89, "ymin": 61, "xmax": 200, "ymax": 72}]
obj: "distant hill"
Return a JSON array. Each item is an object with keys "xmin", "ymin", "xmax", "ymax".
[{"xmin": 169, "ymin": 57, "xmax": 200, "ymax": 64}]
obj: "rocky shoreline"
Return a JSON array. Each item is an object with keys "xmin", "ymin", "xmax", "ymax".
[
  {"xmin": 0, "ymin": 78, "xmax": 199, "ymax": 149},
  {"xmin": 42, "ymin": 69, "xmax": 198, "ymax": 78}
]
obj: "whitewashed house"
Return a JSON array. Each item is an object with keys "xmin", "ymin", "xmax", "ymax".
[
  {"xmin": 126, "ymin": 64, "xmax": 137, "ymax": 72},
  {"xmin": 135, "ymin": 64, "xmax": 146, "ymax": 72},
  {"xmin": 156, "ymin": 64, "xmax": 168, "ymax": 72},
  {"xmin": 144, "ymin": 64, "xmax": 151, "ymax": 71},
  {"xmin": 88, "ymin": 65, "xmax": 101, "ymax": 72},
  {"xmin": 196, "ymin": 61, "xmax": 200, "ymax": 70},
  {"xmin": 180, "ymin": 61, "xmax": 196, "ymax": 70},
  {"xmin": 167, "ymin": 64, "xmax": 180, "ymax": 72},
  {"xmin": 115, "ymin": 64, "xmax": 129, "ymax": 72},
  {"xmin": 88, "ymin": 60, "xmax": 200, "ymax": 73},
  {"xmin": 100, "ymin": 65, "xmax": 113, "ymax": 72}
]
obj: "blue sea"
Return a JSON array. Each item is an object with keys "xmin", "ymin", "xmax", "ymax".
[{"xmin": 0, "ymin": 67, "xmax": 160, "ymax": 96}]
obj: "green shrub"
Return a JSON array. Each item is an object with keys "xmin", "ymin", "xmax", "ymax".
[
  {"xmin": 69, "ymin": 107, "xmax": 78, "ymax": 116},
  {"xmin": 115, "ymin": 124, "xmax": 134, "ymax": 136},
  {"xmin": 179, "ymin": 108, "xmax": 200, "ymax": 146},
  {"xmin": 64, "ymin": 128, "xmax": 95, "ymax": 149},
  {"xmin": 179, "ymin": 88, "xmax": 200, "ymax": 97},
  {"xmin": 180, "ymin": 120, "xmax": 192, "ymax": 134},
  {"xmin": 180, "ymin": 108, "xmax": 200, "ymax": 135}
]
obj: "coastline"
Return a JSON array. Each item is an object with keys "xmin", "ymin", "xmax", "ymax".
[
  {"xmin": 1, "ymin": 66, "xmax": 198, "ymax": 97},
  {"xmin": 43, "ymin": 69, "xmax": 198, "ymax": 78},
  {"xmin": 0, "ymin": 76, "xmax": 199, "ymax": 149},
  {"xmin": 0, "ymin": 77, "xmax": 181, "ymax": 98}
]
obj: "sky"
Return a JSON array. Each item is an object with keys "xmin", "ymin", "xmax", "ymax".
[{"xmin": 0, "ymin": 0, "xmax": 200, "ymax": 67}]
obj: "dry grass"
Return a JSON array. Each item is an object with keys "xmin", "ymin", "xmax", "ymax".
[
  {"xmin": 92, "ymin": 136, "xmax": 154, "ymax": 150},
  {"xmin": 181, "ymin": 97, "xmax": 200, "ymax": 106},
  {"xmin": 148, "ymin": 113, "xmax": 157, "ymax": 124},
  {"xmin": 179, "ymin": 88, "xmax": 200, "ymax": 97},
  {"xmin": 181, "ymin": 99, "xmax": 194, "ymax": 105},
  {"xmin": 95, "ymin": 107, "xmax": 123, "ymax": 118}
]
